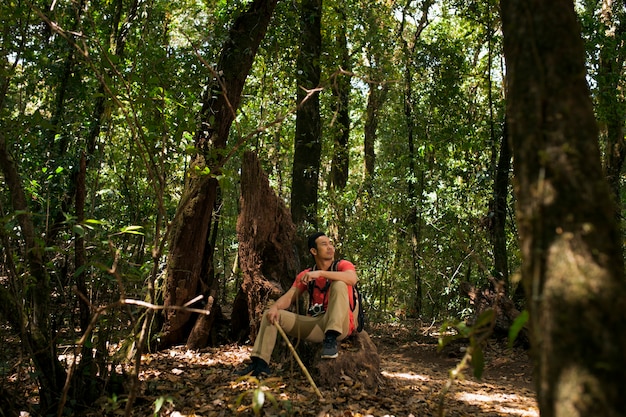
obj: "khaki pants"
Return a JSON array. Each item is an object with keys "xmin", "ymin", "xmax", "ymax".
[{"xmin": 251, "ymin": 281, "xmax": 351, "ymax": 364}]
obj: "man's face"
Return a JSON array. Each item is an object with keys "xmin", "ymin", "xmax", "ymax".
[{"xmin": 312, "ymin": 235, "xmax": 334, "ymax": 260}]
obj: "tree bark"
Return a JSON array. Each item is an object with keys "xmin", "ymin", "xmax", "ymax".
[
  {"xmin": 490, "ymin": 123, "xmax": 511, "ymax": 287},
  {"xmin": 597, "ymin": 0, "xmax": 626, "ymax": 220},
  {"xmin": 460, "ymin": 281, "xmax": 529, "ymax": 348},
  {"xmin": 0, "ymin": 132, "xmax": 67, "ymax": 413},
  {"xmin": 235, "ymin": 151, "xmax": 300, "ymax": 341},
  {"xmin": 291, "ymin": 0, "xmax": 322, "ymax": 247},
  {"xmin": 363, "ymin": 83, "xmax": 387, "ymax": 187},
  {"xmin": 398, "ymin": 1, "xmax": 433, "ymax": 317},
  {"xmin": 328, "ymin": 7, "xmax": 352, "ymax": 246},
  {"xmin": 159, "ymin": 0, "xmax": 278, "ymax": 349},
  {"xmin": 501, "ymin": 1, "xmax": 626, "ymax": 416},
  {"xmin": 329, "ymin": 7, "xmax": 351, "ymax": 193},
  {"xmin": 313, "ymin": 331, "xmax": 382, "ymax": 390}
]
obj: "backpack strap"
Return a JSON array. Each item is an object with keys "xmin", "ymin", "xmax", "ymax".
[{"xmin": 307, "ymin": 260, "xmax": 341, "ymax": 311}]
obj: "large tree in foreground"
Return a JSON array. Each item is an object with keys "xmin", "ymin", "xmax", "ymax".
[{"xmin": 501, "ymin": 1, "xmax": 626, "ymax": 416}]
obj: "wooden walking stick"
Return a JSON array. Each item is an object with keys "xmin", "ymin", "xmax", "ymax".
[{"xmin": 274, "ymin": 322, "xmax": 324, "ymax": 400}]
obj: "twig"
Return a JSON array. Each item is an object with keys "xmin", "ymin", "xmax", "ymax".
[
  {"xmin": 274, "ymin": 322, "xmax": 324, "ymax": 400},
  {"xmin": 121, "ymin": 298, "xmax": 211, "ymax": 315}
]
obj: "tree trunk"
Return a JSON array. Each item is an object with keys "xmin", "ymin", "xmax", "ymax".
[
  {"xmin": 487, "ymin": 10, "xmax": 511, "ymax": 290},
  {"xmin": 597, "ymin": 0, "xmax": 626, "ymax": 221},
  {"xmin": 0, "ymin": 132, "xmax": 67, "ymax": 413},
  {"xmin": 399, "ymin": 0, "xmax": 432, "ymax": 317},
  {"xmin": 363, "ymin": 83, "xmax": 387, "ymax": 187},
  {"xmin": 328, "ymin": 6, "xmax": 351, "ymax": 246},
  {"xmin": 235, "ymin": 151, "xmax": 300, "ymax": 341},
  {"xmin": 501, "ymin": 1, "xmax": 626, "ymax": 416},
  {"xmin": 329, "ymin": 7, "xmax": 351, "ymax": 193},
  {"xmin": 460, "ymin": 281, "xmax": 529, "ymax": 348},
  {"xmin": 490, "ymin": 123, "xmax": 511, "ymax": 287},
  {"xmin": 312, "ymin": 331, "xmax": 382, "ymax": 390},
  {"xmin": 291, "ymin": 0, "xmax": 322, "ymax": 249},
  {"xmin": 159, "ymin": 0, "xmax": 278, "ymax": 349}
]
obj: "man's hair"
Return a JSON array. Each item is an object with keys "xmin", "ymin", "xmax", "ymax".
[{"xmin": 307, "ymin": 232, "xmax": 326, "ymax": 250}]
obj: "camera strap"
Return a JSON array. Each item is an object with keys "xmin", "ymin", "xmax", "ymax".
[{"xmin": 307, "ymin": 260, "xmax": 340, "ymax": 314}]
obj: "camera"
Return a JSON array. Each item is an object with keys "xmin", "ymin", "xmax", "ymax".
[{"xmin": 308, "ymin": 303, "xmax": 325, "ymax": 317}]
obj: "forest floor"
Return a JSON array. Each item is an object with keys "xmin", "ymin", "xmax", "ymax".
[{"xmin": 6, "ymin": 319, "xmax": 538, "ymax": 416}]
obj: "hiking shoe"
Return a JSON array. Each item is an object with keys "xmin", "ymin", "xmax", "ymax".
[
  {"xmin": 321, "ymin": 333, "xmax": 339, "ymax": 359},
  {"xmin": 236, "ymin": 357, "xmax": 271, "ymax": 377}
]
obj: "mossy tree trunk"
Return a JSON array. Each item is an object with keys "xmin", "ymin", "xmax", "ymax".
[{"xmin": 501, "ymin": 1, "xmax": 626, "ymax": 416}]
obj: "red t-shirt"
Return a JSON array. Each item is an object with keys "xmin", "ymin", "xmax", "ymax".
[{"xmin": 293, "ymin": 259, "xmax": 357, "ymax": 334}]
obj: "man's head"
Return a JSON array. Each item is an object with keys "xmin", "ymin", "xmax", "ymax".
[
  {"xmin": 307, "ymin": 232, "xmax": 334, "ymax": 261},
  {"xmin": 307, "ymin": 232, "xmax": 326, "ymax": 251}
]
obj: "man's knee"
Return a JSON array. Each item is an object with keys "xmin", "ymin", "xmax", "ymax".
[
  {"xmin": 330, "ymin": 280, "xmax": 348, "ymax": 293},
  {"xmin": 330, "ymin": 280, "xmax": 347, "ymax": 288}
]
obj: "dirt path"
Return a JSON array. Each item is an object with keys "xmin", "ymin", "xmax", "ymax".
[
  {"xmin": 371, "ymin": 321, "xmax": 537, "ymax": 417},
  {"xmin": 3, "ymin": 320, "xmax": 538, "ymax": 416},
  {"xmin": 97, "ymin": 320, "xmax": 539, "ymax": 416}
]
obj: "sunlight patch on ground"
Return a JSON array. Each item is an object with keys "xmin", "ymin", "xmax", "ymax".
[
  {"xmin": 381, "ymin": 370, "xmax": 430, "ymax": 381},
  {"xmin": 455, "ymin": 392, "xmax": 538, "ymax": 417}
]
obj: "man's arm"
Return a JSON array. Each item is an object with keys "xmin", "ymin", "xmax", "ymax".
[
  {"xmin": 274, "ymin": 287, "xmax": 300, "ymax": 309},
  {"xmin": 301, "ymin": 268, "xmax": 358, "ymax": 286},
  {"xmin": 266, "ymin": 286, "xmax": 301, "ymax": 324}
]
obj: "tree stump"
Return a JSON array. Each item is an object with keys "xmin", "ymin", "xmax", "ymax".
[
  {"xmin": 310, "ymin": 331, "xmax": 382, "ymax": 391},
  {"xmin": 460, "ymin": 281, "xmax": 530, "ymax": 348},
  {"xmin": 234, "ymin": 151, "xmax": 300, "ymax": 342}
]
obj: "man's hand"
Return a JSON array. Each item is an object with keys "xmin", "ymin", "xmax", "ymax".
[
  {"xmin": 301, "ymin": 270, "xmax": 322, "ymax": 284},
  {"xmin": 267, "ymin": 304, "xmax": 280, "ymax": 324},
  {"xmin": 300, "ymin": 268, "xmax": 358, "ymax": 286},
  {"xmin": 267, "ymin": 287, "xmax": 299, "ymax": 324}
]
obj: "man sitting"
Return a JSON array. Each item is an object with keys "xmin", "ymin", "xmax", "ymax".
[{"xmin": 237, "ymin": 232, "xmax": 359, "ymax": 377}]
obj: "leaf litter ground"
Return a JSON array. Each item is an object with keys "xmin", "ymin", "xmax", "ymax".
[{"xmin": 5, "ymin": 320, "xmax": 538, "ymax": 416}]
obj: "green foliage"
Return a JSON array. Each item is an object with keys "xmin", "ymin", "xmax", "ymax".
[
  {"xmin": 153, "ymin": 396, "xmax": 174, "ymax": 416},
  {"xmin": 233, "ymin": 375, "xmax": 282, "ymax": 416},
  {"xmin": 438, "ymin": 309, "xmax": 495, "ymax": 379},
  {"xmin": 508, "ymin": 309, "xmax": 529, "ymax": 349},
  {"xmin": 435, "ymin": 308, "xmax": 496, "ymax": 416},
  {"xmin": 103, "ymin": 393, "xmax": 127, "ymax": 414}
]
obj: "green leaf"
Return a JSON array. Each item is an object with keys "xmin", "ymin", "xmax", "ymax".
[
  {"xmin": 73, "ymin": 265, "xmax": 88, "ymax": 278},
  {"xmin": 438, "ymin": 333, "xmax": 462, "ymax": 350},
  {"xmin": 120, "ymin": 225, "xmax": 144, "ymax": 235},
  {"xmin": 152, "ymin": 396, "xmax": 172, "ymax": 416},
  {"xmin": 456, "ymin": 321, "xmax": 471, "ymax": 338},
  {"xmin": 154, "ymin": 396, "xmax": 165, "ymax": 413},
  {"xmin": 73, "ymin": 225, "xmax": 86, "ymax": 237},
  {"xmin": 508, "ymin": 310, "xmax": 529, "ymax": 348},
  {"xmin": 252, "ymin": 388, "xmax": 265, "ymax": 415},
  {"xmin": 193, "ymin": 165, "xmax": 211, "ymax": 176},
  {"xmin": 234, "ymin": 391, "xmax": 246, "ymax": 409},
  {"xmin": 85, "ymin": 219, "xmax": 107, "ymax": 225},
  {"xmin": 264, "ymin": 391, "xmax": 278, "ymax": 407}
]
